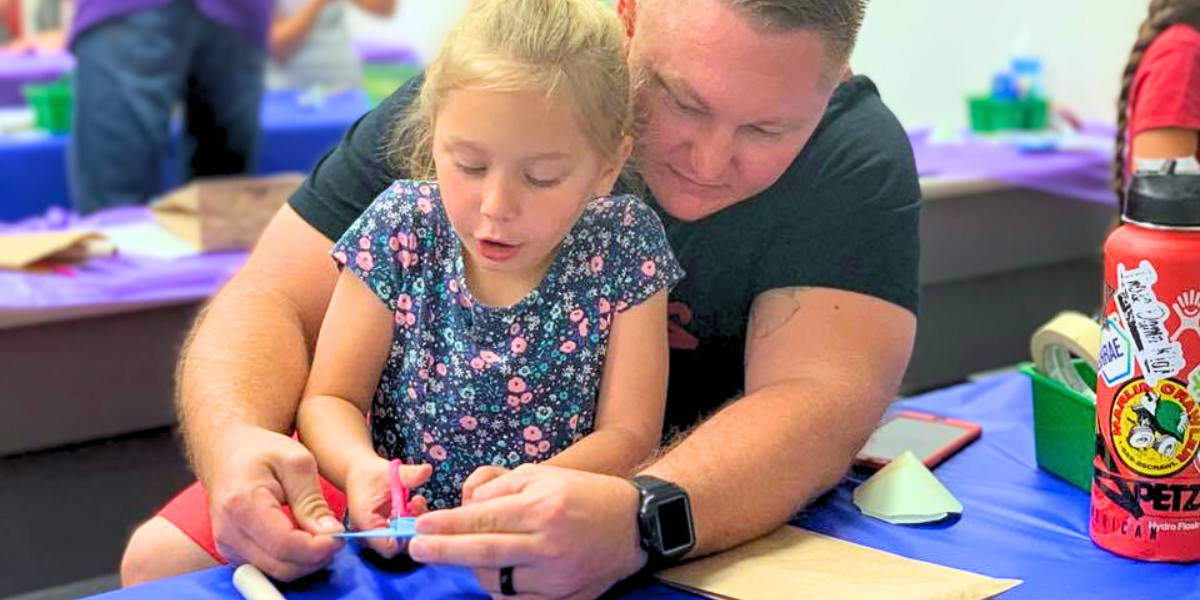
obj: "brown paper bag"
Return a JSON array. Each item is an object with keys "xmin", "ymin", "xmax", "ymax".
[
  {"xmin": 151, "ymin": 173, "xmax": 306, "ymax": 253},
  {"xmin": 0, "ymin": 231, "xmax": 115, "ymax": 270},
  {"xmin": 656, "ymin": 526, "xmax": 1021, "ymax": 600}
]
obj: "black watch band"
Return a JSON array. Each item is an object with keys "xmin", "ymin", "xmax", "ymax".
[{"xmin": 630, "ymin": 475, "xmax": 696, "ymax": 571}]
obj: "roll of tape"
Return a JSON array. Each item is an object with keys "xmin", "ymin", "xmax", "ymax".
[
  {"xmin": 1031, "ymin": 311, "xmax": 1102, "ymax": 400},
  {"xmin": 233, "ymin": 564, "xmax": 287, "ymax": 600}
]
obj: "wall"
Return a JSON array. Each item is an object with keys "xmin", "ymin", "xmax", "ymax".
[
  {"xmin": 347, "ymin": 0, "xmax": 1152, "ymax": 128},
  {"xmin": 851, "ymin": 0, "xmax": 1151, "ymax": 128}
]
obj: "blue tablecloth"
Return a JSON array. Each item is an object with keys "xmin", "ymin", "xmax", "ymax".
[
  {"xmin": 0, "ymin": 89, "xmax": 369, "ymax": 222},
  {"xmin": 88, "ymin": 374, "xmax": 1200, "ymax": 600}
]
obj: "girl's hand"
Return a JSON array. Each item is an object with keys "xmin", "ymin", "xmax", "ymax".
[
  {"xmin": 461, "ymin": 466, "xmax": 511, "ymax": 505},
  {"xmin": 345, "ymin": 457, "xmax": 432, "ymax": 557}
]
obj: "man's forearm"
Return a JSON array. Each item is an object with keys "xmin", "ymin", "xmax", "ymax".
[
  {"xmin": 641, "ymin": 378, "xmax": 890, "ymax": 556},
  {"xmin": 545, "ymin": 427, "xmax": 659, "ymax": 477},
  {"xmin": 269, "ymin": 0, "xmax": 330, "ymax": 61},
  {"xmin": 177, "ymin": 285, "xmax": 317, "ymax": 485}
]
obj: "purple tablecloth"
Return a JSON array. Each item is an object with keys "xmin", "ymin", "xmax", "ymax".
[
  {"xmin": 0, "ymin": 207, "xmax": 246, "ymax": 310},
  {"xmin": 0, "ymin": 50, "xmax": 74, "ymax": 107},
  {"xmin": 0, "ymin": 39, "xmax": 417, "ymax": 107},
  {"xmin": 352, "ymin": 39, "xmax": 419, "ymax": 65},
  {"xmin": 910, "ymin": 127, "xmax": 1117, "ymax": 205}
]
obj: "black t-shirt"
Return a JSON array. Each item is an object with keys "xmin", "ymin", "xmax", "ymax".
[{"xmin": 291, "ymin": 75, "xmax": 920, "ymax": 436}]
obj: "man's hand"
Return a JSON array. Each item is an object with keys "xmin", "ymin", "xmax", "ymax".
[
  {"xmin": 208, "ymin": 427, "xmax": 345, "ymax": 580},
  {"xmin": 411, "ymin": 464, "xmax": 648, "ymax": 600}
]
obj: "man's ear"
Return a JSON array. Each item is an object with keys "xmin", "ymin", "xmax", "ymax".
[{"xmin": 616, "ymin": 0, "xmax": 637, "ymax": 40}]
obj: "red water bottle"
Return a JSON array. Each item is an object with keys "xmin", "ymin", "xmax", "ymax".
[{"xmin": 1091, "ymin": 169, "xmax": 1200, "ymax": 562}]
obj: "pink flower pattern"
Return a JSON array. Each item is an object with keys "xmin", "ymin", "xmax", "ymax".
[{"xmin": 329, "ymin": 180, "xmax": 683, "ymax": 509}]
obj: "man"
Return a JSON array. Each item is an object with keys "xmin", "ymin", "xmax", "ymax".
[
  {"xmin": 70, "ymin": 0, "xmax": 272, "ymax": 215},
  {"xmin": 121, "ymin": 1, "xmax": 919, "ymax": 597}
]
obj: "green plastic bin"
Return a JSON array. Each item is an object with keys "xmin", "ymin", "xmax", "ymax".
[
  {"xmin": 1020, "ymin": 360, "xmax": 1097, "ymax": 491},
  {"xmin": 23, "ymin": 79, "xmax": 72, "ymax": 134},
  {"xmin": 1022, "ymin": 97, "xmax": 1049, "ymax": 130},
  {"xmin": 968, "ymin": 96, "xmax": 1051, "ymax": 133},
  {"xmin": 989, "ymin": 99, "xmax": 1024, "ymax": 131}
]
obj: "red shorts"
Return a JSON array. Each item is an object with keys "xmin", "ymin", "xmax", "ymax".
[{"xmin": 158, "ymin": 478, "xmax": 348, "ymax": 562}]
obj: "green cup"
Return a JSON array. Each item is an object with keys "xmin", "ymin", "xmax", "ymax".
[{"xmin": 23, "ymin": 79, "xmax": 72, "ymax": 134}]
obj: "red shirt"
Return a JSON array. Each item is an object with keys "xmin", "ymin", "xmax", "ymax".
[
  {"xmin": 1128, "ymin": 24, "xmax": 1200, "ymax": 162},
  {"xmin": 2, "ymin": 1, "xmax": 20, "ymax": 39}
]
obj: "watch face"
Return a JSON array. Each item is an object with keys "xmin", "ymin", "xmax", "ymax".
[{"xmin": 655, "ymin": 496, "xmax": 693, "ymax": 556}]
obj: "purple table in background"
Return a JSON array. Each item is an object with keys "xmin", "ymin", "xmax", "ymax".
[
  {"xmin": 0, "ymin": 95, "xmax": 338, "ymax": 449},
  {"xmin": 0, "ymin": 207, "xmax": 245, "ymax": 318},
  {"xmin": 0, "ymin": 50, "xmax": 74, "ymax": 106},
  {"xmin": 352, "ymin": 39, "xmax": 420, "ymax": 65},
  {"xmin": 0, "ymin": 40, "xmax": 417, "ymax": 107},
  {"xmin": 905, "ymin": 127, "xmax": 1118, "ymax": 391},
  {"xmin": 0, "ymin": 206, "xmax": 248, "ymax": 456},
  {"xmin": 909, "ymin": 127, "xmax": 1116, "ymax": 205}
]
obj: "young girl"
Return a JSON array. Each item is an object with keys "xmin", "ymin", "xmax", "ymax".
[
  {"xmin": 1115, "ymin": 0, "xmax": 1200, "ymax": 203},
  {"xmin": 295, "ymin": 0, "xmax": 683, "ymax": 558}
]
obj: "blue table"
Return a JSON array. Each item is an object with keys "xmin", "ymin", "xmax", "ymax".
[
  {"xmin": 0, "ymin": 89, "xmax": 370, "ymax": 222},
  {"xmin": 89, "ymin": 374, "xmax": 1200, "ymax": 600}
]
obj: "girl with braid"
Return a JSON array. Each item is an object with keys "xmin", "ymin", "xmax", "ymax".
[{"xmin": 1115, "ymin": 0, "xmax": 1200, "ymax": 205}]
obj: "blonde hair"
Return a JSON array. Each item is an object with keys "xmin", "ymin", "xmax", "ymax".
[{"xmin": 389, "ymin": 0, "xmax": 633, "ymax": 179}]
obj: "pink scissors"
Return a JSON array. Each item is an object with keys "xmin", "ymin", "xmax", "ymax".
[
  {"xmin": 388, "ymin": 458, "xmax": 412, "ymax": 524},
  {"xmin": 331, "ymin": 458, "xmax": 417, "ymax": 539}
]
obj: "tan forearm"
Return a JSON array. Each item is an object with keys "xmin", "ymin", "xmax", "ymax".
[
  {"xmin": 545, "ymin": 427, "xmax": 659, "ymax": 478},
  {"xmin": 296, "ymin": 395, "xmax": 379, "ymax": 489},
  {"xmin": 177, "ymin": 286, "xmax": 316, "ymax": 486},
  {"xmin": 347, "ymin": 0, "xmax": 396, "ymax": 16},
  {"xmin": 641, "ymin": 378, "xmax": 888, "ymax": 556},
  {"xmin": 270, "ymin": 0, "xmax": 331, "ymax": 61}
]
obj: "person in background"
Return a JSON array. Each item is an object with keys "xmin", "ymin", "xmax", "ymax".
[
  {"xmin": 0, "ymin": 0, "xmax": 19, "ymax": 45},
  {"xmin": 1, "ymin": 0, "xmax": 70, "ymax": 52},
  {"xmin": 1115, "ymin": 0, "xmax": 1200, "ymax": 204},
  {"xmin": 267, "ymin": 0, "xmax": 396, "ymax": 92},
  {"xmin": 69, "ymin": 0, "xmax": 274, "ymax": 215}
]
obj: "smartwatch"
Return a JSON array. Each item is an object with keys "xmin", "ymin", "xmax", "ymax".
[{"xmin": 630, "ymin": 475, "xmax": 696, "ymax": 568}]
